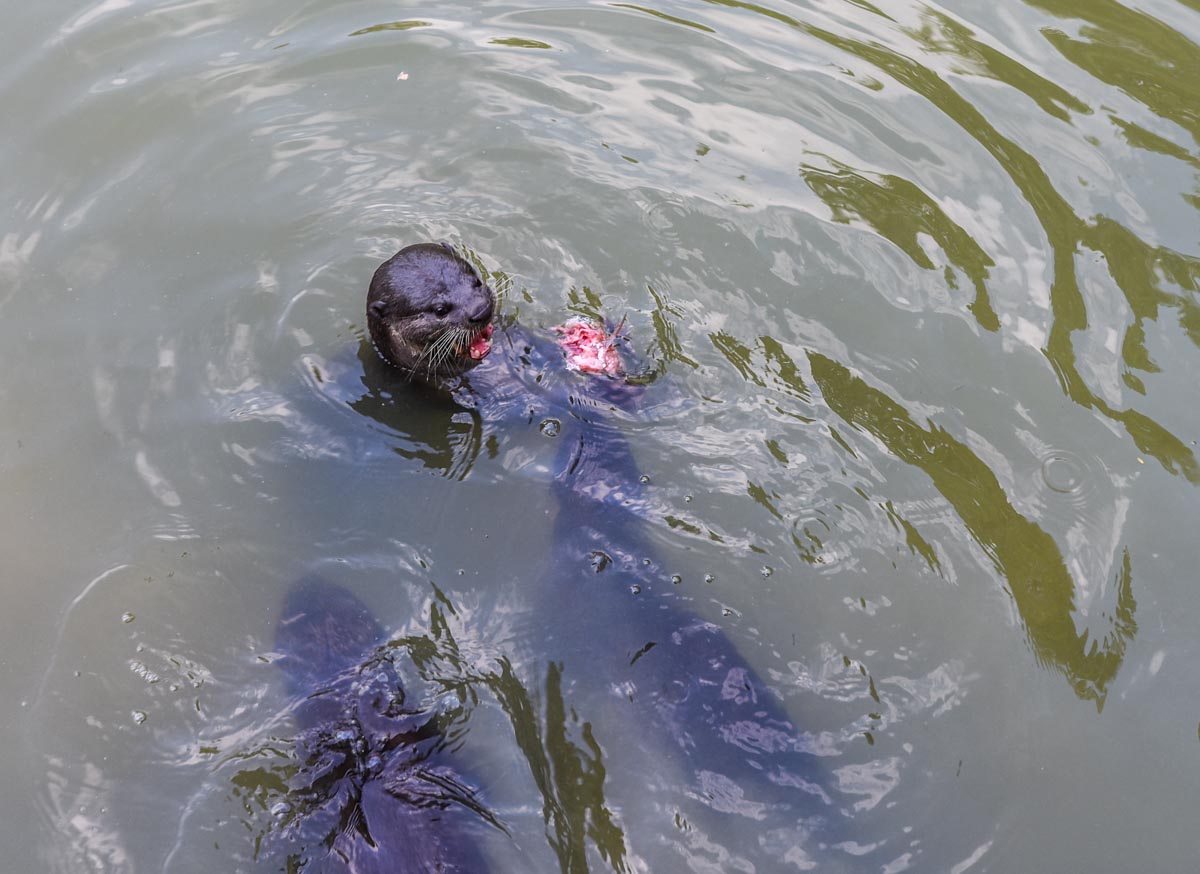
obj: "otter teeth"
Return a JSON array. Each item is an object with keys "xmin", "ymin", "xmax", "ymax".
[{"xmin": 468, "ymin": 324, "xmax": 494, "ymax": 360}]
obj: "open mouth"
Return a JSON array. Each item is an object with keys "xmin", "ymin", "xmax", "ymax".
[{"xmin": 466, "ymin": 323, "xmax": 494, "ymax": 360}]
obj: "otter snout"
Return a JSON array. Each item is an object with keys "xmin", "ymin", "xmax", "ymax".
[{"xmin": 466, "ymin": 298, "xmax": 494, "ymax": 326}]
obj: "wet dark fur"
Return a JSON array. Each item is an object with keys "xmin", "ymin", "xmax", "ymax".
[
  {"xmin": 367, "ymin": 243, "xmax": 495, "ymax": 380},
  {"xmin": 272, "ymin": 244, "xmax": 833, "ymax": 871},
  {"xmin": 273, "ymin": 578, "xmax": 490, "ymax": 873}
]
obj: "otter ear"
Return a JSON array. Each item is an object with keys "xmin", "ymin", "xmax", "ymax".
[{"xmin": 368, "ymin": 300, "xmax": 388, "ymax": 318}]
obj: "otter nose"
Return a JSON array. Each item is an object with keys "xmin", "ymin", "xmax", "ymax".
[{"xmin": 466, "ymin": 298, "xmax": 494, "ymax": 325}]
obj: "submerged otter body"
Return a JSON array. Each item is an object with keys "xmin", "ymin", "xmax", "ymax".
[
  {"xmin": 275, "ymin": 243, "xmax": 832, "ymax": 870},
  {"xmin": 273, "ymin": 578, "xmax": 491, "ymax": 874}
]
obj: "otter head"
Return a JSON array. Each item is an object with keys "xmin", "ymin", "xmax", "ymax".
[{"xmin": 366, "ymin": 242, "xmax": 496, "ymax": 380}]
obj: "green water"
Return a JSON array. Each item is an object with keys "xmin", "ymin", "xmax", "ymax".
[{"xmin": 2, "ymin": 0, "xmax": 1197, "ymax": 870}]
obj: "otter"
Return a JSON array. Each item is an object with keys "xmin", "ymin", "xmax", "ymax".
[
  {"xmin": 367, "ymin": 243, "xmax": 497, "ymax": 380},
  {"xmin": 276, "ymin": 243, "xmax": 832, "ymax": 870},
  {"xmin": 272, "ymin": 578, "xmax": 491, "ymax": 873}
]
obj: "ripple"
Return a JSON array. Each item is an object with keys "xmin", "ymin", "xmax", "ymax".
[
  {"xmin": 1039, "ymin": 450, "xmax": 1089, "ymax": 495},
  {"xmin": 1033, "ymin": 448, "xmax": 1104, "ymax": 516}
]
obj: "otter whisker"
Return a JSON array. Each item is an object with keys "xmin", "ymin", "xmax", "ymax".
[
  {"xmin": 417, "ymin": 331, "xmax": 453, "ymax": 379},
  {"xmin": 410, "ymin": 327, "xmax": 455, "ymax": 381},
  {"xmin": 423, "ymin": 326, "xmax": 459, "ymax": 363},
  {"xmin": 443, "ymin": 327, "xmax": 470, "ymax": 369},
  {"xmin": 492, "ymin": 272, "xmax": 513, "ymax": 305},
  {"xmin": 423, "ymin": 326, "xmax": 466, "ymax": 379}
]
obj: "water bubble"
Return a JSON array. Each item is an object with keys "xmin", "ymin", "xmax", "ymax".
[
  {"xmin": 671, "ymin": 574, "xmax": 683, "ymax": 585},
  {"xmin": 630, "ymin": 584, "xmax": 642, "ymax": 595},
  {"xmin": 704, "ymin": 573, "xmax": 715, "ymax": 584},
  {"xmin": 131, "ymin": 710, "xmax": 147, "ymax": 725},
  {"xmin": 639, "ymin": 474, "xmax": 651, "ymax": 485},
  {"xmin": 121, "ymin": 612, "xmax": 135, "ymax": 624},
  {"xmin": 760, "ymin": 566, "xmax": 774, "ymax": 578},
  {"xmin": 539, "ymin": 418, "xmax": 561, "ymax": 438},
  {"xmin": 684, "ymin": 495, "xmax": 693, "ymax": 503}
]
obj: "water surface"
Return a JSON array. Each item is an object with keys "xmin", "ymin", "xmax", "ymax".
[{"xmin": 2, "ymin": 0, "xmax": 1198, "ymax": 871}]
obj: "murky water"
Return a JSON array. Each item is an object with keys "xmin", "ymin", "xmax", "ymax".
[{"xmin": 3, "ymin": 0, "xmax": 1198, "ymax": 870}]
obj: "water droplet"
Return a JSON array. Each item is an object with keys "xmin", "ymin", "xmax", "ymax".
[
  {"xmin": 630, "ymin": 584, "xmax": 642, "ymax": 594},
  {"xmin": 760, "ymin": 566, "xmax": 774, "ymax": 578},
  {"xmin": 639, "ymin": 474, "xmax": 651, "ymax": 485},
  {"xmin": 1040, "ymin": 452, "xmax": 1086, "ymax": 494},
  {"xmin": 684, "ymin": 495, "xmax": 693, "ymax": 503},
  {"xmin": 131, "ymin": 710, "xmax": 147, "ymax": 725},
  {"xmin": 671, "ymin": 574, "xmax": 683, "ymax": 585},
  {"xmin": 704, "ymin": 574, "xmax": 715, "ymax": 584},
  {"xmin": 121, "ymin": 612, "xmax": 135, "ymax": 624},
  {"xmin": 539, "ymin": 418, "xmax": 561, "ymax": 437}
]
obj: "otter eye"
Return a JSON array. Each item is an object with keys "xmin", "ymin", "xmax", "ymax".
[{"xmin": 433, "ymin": 303, "xmax": 451, "ymax": 318}]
